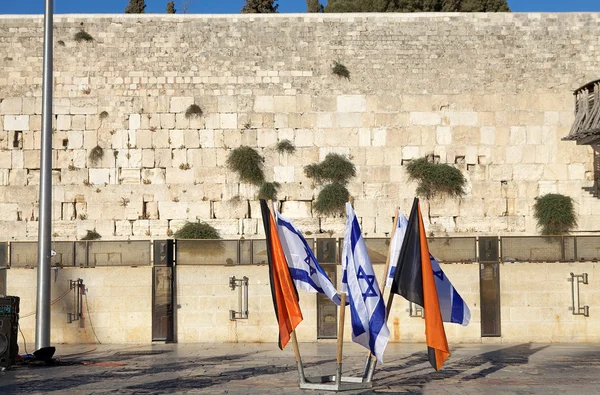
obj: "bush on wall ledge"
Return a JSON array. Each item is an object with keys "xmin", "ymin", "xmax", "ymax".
[
  {"xmin": 406, "ymin": 156, "xmax": 466, "ymax": 200},
  {"xmin": 533, "ymin": 194, "xmax": 577, "ymax": 235}
]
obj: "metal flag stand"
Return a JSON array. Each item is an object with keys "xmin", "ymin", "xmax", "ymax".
[
  {"xmin": 296, "ymin": 293, "xmax": 374, "ymax": 391},
  {"xmin": 294, "ymin": 201, "xmax": 375, "ymax": 391}
]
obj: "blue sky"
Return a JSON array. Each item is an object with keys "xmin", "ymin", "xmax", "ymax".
[{"xmin": 1, "ymin": 0, "xmax": 599, "ymax": 14}]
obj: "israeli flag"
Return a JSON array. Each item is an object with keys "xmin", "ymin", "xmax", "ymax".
[
  {"xmin": 342, "ymin": 203, "xmax": 389, "ymax": 363},
  {"xmin": 430, "ymin": 255, "xmax": 471, "ymax": 326},
  {"xmin": 385, "ymin": 212, "xmax": 409, "ymax": 287},
  {"xmin": 387, "ymin": 210, "xmax": 471, "ymax": 326},
  {"xmin": 275, "ymin": 210, "xmax": 342, "ymax": 306}
]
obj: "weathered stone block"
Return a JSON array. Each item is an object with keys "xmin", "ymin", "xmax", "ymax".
[
  {"xmin": 4, "ymin": 115, "xmax": 29, "ymax": 131},
  {"xmin": 254, "ymin": 96, "xmax": 274, "ymax": 113},
  {"xmin": 0, "ymin": 98, "xmax": 22, "ymax": 114},
  {"xmin": 170, "ymin": 97, "xmax": 194, "ymax": 113},
  {"xmin": 337, "ymin": 95, "xmax": 366, "ymax": 113}
]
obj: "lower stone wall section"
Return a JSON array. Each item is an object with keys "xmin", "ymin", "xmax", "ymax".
[{"xmin": 6, "ymin": 262, "xmax": 599, "ymax": 347}]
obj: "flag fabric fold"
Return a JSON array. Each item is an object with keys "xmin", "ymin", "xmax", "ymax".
[
  {"xmin": 430, "ymin": 255, "xmax": 471, "ymax": 326},
  {"xmin": 260, "ymin": 200, "xmax": 303, "ymax": 350},
  {"xmin": 386, "ymin": 212, "xmax": 408, "ymax": 287},
  {"xmin": 390, "ymin": 198, "xmax": 450, "ymax": 371},
  {"xmin": 387, "ymin": 210, "xmax": 471, "ymax": 326},
  {"xmin": 341, "ymin": 203, "xmax": 390, "ymax": 363},
  {"xmin": 275, "ymin": 210, "xmax": 342, "ymax": 306}
]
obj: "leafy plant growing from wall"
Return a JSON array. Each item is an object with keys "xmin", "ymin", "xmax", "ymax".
[
  {"xmin": 533, "ymin": 194, "xmax": 577, "ymax": 235},
  {"xmin": 81, "ymin": 229, "xmax": 101, "ymax": 240},
  {"xmin": 406, "ymin": 156, "xmax": 466, "ymax": 200},
  {"xmin": 332, "ymin": 61, "xmax": 350, "ymax": 80},
  {"xmin": 174, "ymin": 221, "xmax": 221, "ymax": 239},
  {"xmin": 185, "ymin": 104, "xmax": 203, "ymax": 119},
  {"xmin": 275, "ymin": 139, "xmax": 296, "ymax": 155},
  {"xmin": 313, "ymin": 182, "xmax": 350, "ymax": 216},
  {"xmin": 74, "ymin": 30, "xmax": 94, "ymax": 43},
  {"xmin": 89, "ymin": 145, "xmax": 104, "ymax": 165},
  {"xmin": 258, "ymin": 182, "xmax": 280, "ymax": 201},
  {"xmin": 226, "ymin": 146, "xmax": 265, "ymax": 185},
  {"xmin": 305, "ymin": 153, "xmax": 356, "ymax": 216}
]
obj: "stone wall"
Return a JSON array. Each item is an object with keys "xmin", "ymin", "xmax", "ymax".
[
  {"xmin": 7, "ymin": 261, "xmax": 599, "ymax": 345},
  {"xmin": 1, "ymin": 13, "xmax": 600, "ymax": 240},
  {"xmin": 8, "ymin": 267, "xmax": 152, "ymax": 345}
]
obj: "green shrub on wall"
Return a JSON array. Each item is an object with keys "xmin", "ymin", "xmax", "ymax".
[
  {"xmin": 174, "ymin": 221, "xmax": 221, "ymax": 239},
  {"xmin": 533, "ymin": 194, "xmax": 577, "ymax": 235},
  {"xmin": 313, "ymin": 183, "xmax": 350, "ymax": 216},
  {"xmin": 258, "ymin": 182, "xmax": 280, "ymax": 201},
  {"xmin": 406, "ymin": 156, "xmax": 466, "ymax": 199},
  {"xmin": 305, "ymin": 153, "xmax": 355, "ymax": 216},
  {"xmin": 226, "ymin": 146, "xmax": 265, "ymax": 186}
]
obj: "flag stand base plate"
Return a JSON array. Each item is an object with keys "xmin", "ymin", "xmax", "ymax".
[{"xmin": 299, "ymin": 375, "xmax": 372, "ymax": 391}]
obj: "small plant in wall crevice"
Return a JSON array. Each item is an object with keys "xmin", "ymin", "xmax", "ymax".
[
  {"xmin": 533, "ymin": 193, "xmax": 577, "ymax": 235},
  {"xmin": 81, "ymin": 229, "xmax": 101, "ymax": 241},
  {"xmin": 185, "ymin": 104, "xmax": 203, "ymax": 119},
  {"xmin": 313, "ymin": 182, "xmax": 350, "ymax": 217},
  {"xmin": 89, "ymin": 145, "xmax": 104, "ymax": 165},
  {"xmin": 332, "ymin": 61, "xmax": 350, "ymax": 80},
  {"xmin": 275, "ymin": 139, "xmax": 296, "ymax": 155},
  {"xmin": 74, "ymin": 30, "xmax": 94, "ymax": 43}
]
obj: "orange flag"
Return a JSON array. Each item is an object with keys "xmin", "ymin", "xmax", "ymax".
[
  {"xmin": 260, "ymin": 200, "xmax": 303, "ymax": 350},
  {"xmin": 390, "ymin": 198, "xmax": 450, "ymax": 370}
]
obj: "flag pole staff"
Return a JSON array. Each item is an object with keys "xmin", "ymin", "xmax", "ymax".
[
  {"xmin": 336, "ymin": 198, "xmax": 355, "ymax": 385},
  {"xmin": 267, "ymin": 200, "xmax": 306, "ymax": 384},
  {"xmin": 362, "ymin": 209, "xmax": 400, "ymax": 380},
  {"xmin": 35, "ymin": 0, "xmax": 54, "ymax": 351}
]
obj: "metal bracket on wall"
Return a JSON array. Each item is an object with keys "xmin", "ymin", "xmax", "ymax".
[
  {"xmin": 67, "ymin": 278, "xmax": 86, "ymax": 327},
  {"xmin": 569, "ymin": 272, "xmax": 589, "ymax": 317},
  {"xmin": 229, "ymin": 276, "xmax": 249, "ymax": 320},
  {"xmin": 407, "ymin": 301, "xmax": 423, "ymax": 318}
]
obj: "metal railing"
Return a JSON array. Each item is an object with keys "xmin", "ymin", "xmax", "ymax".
[{"xmin": 2, "ymin": 235, "xmax": 599, "ymax": 268}]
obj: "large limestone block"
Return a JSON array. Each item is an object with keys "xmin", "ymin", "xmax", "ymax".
[
  {"xmin": 89, "ymin": 169, "xmax": 112, "ymax": 185},
  {"xmin": 337, "ymin": 95, "xmax": 366, "ymax": 113},
  {"xmin": 273, "ymin": 96, "xmax": 297, "ymax": 113},
  {"xmin": 120, "ymin": 168, "xmax": 140, "ymax": 184},
  {"xmin": 254, "ymin": 96, "xmax": 274, "ymax": 113},
  {"xmin": 280, "ymin": 200, "xmax": 312, "ymax": 218},
  {"xmin": 0, "ymin": 203, "xmax": 18, "ymax": 221},
  {"xmin": 70, "ymin": 98, "xmax": 97, "ymax": 115},
  {"xmin": 4, "ymin": 115, "xmax": 29, "ymax": 131},
  {"xmin": 0, "ymin": 98, "xmax": 22, "ymax": 114},
  {"xmin": 166, "ymin": 168, "xmax": 195, "ymax": 184},
  {"xmin": 158, "ymin": 201, "xmax": 188, "ymax": 220},
  {"xmin": 273, "ymin": 166, "xmax": 294, "ymax": 183},
  {"xmin": 410, "ymin": 112, "xmax": 441, "ymax": 126},
  {"xmin": 334, "ymin": 113, "xmax": 362, "ymax": 128},
  {"xmin": 436, "ymin": 126, "xmax": 452, "ymax": 145},
  {"xmin": 170, "ymin": 97, "xmax": 194, "ymax": 113}
]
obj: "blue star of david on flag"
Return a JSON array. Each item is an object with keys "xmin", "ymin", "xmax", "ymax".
[
  {"xmin": 304, "ymin": 247, "xmax": 317, "ymax": 276},
  {"xmin": 357, "ymin": 266, "xmax": 378, "ymax": 299}
]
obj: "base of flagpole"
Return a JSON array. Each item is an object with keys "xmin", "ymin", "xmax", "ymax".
[{"xmin": 299, "ymin": 375, "xmax": 372, "ymax": 391}]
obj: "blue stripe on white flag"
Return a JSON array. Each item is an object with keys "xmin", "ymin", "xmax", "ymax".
[
  {"xmin": 387, "ymin": 211, "xmax": 471, "ymax": 326},
  {"xmin": 275, "ymin": 210, "xmax": 342, "ymax": 306},
  {"xmin": 342, "ymin": 203, "xmax": 390, "ymax": 363}
]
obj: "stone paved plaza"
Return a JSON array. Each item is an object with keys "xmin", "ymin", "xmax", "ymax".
[{"xmin": 1, "ymin": 342, "xmax": 599, "ymax": 394}]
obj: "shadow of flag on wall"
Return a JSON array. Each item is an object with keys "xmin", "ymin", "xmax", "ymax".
[
  {"xmin": 260, "ymin": 199, "xmax": 303, "ymax": 350},
  {"xmin": 390, "ymin": 198, "xmax": 450, "ymax": 370}
]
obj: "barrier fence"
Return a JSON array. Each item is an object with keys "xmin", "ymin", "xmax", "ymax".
[{"xmin": 1, "ymin": 236, "xmax": 598, "ymax": 269}]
